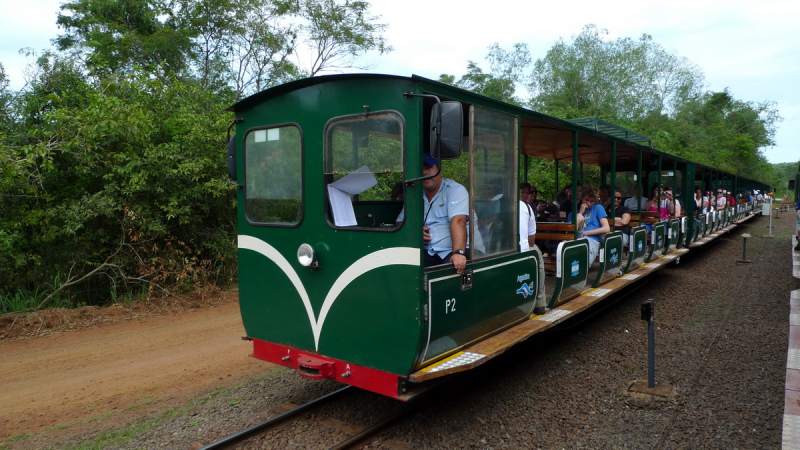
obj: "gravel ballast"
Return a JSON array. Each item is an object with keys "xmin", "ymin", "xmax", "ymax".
[{"xmin": 6, "ymin": 213, "xmax": 798, "ymax": 450}]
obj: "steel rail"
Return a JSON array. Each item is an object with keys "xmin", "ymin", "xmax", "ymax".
[
  {"xmin": 327, "ymin": 400, "xmax": 423, "ymax": 450},
  {"xmin": 199, "ymin": 385, "xmax": 353, "ymax": 450}
]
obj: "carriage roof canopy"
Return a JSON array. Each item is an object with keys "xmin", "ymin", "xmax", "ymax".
[{"xmin": 568, "ymin": 118, "xmax": 653, "ymax": 147}]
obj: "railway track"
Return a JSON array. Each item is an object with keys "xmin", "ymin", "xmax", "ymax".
[{"xmin": 199, "ymin": 386, "xmax": 420, "ymax": 449}]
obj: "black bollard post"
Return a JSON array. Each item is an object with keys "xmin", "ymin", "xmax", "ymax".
[
  {"xmin": 743, "ymin": 236, "xmax": 747, "ymax": 260},
  {"xmin": 641, "ymin": 299, "xmax": 655, "ymax": 388},
  {"xmin": 738, "ymin": 233, "xmax": 752, "ymax": 263}
]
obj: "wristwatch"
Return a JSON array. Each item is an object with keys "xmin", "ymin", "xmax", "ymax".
[{"xmin": 454, "ymin": 249, "xmax": 466, "ymax": 256}]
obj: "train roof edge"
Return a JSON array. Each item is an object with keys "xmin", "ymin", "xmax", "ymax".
[
  {"xmin": 226, "ymin": 73, "xmax": 412, "ymax": 112},
  {"xmin": 226, "ymin": 73, "xmax": 770, "ymax": 188}
]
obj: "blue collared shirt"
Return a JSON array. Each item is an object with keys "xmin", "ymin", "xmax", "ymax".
[{"xmin": 397, "ymin": 178, "xmax": 470, "ymax": 259}]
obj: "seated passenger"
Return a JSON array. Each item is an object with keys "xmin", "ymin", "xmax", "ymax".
[
  {"xmin": 559, "ymin": 182, "xmax": 582, "ymax": 218},
  {"xmin": 613, "ymin": 190, "xmax": 632, "ymax": 248},
  {"xmin": 705, "ymin": 191, "xmax": 716, "ymax": 214},
  {"xmin": 519, "ymin": 199, "xmax": 547, "ymax": 315},
  {"xmin": 693, "ymin": 187, "xmax": 705, "ymax": 215},
  {"xmin": 643, "ymin": 185, "xmax": 661, "ymax": 232},
  {"xmin": 599, "ymin": 184, "xmax": 612, "ymax": 214},
  {"xmin": 663, "ymin": 187, "xmax": 678, "ymax": 219},
  {"xmin": 395, "ymin": 153, "xmax": 479, "ymax": 273},
  {"xmin": 716, "ymin": 189, "xmax": 727, "ymax": 210},
  {"xmin": 624, "ymin": 184, "xmax": 647, "ymax": 212},
  {"xmin": 521, "ymin": 182, "xmax": 555, "ymax": 217},
  {"xmin": 552, "ymin": 190, "xmax": 567, "ymax": 211},
  {"xmin": 569, "ymin": 186, "xmax": 610, "ymax": 265}
]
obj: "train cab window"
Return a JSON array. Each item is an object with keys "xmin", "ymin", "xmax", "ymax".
[
  {"xmin": 324, "ymin": 111, "xmax": 405, "ymax": 229},
  {"xmin": 243, "ymin": 125, "xmax": 303, "ymax": 225},
  {"xmin": 471, "ymin": 106, "xmax": 518, "ymax": 257}
]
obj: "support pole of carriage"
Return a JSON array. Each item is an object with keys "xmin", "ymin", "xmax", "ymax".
[
  {"xmin": 571, "ymin": 132, "xmax": 579, "ymax": 240},
  {"xmin": 610, "ymin": 142, "xmax": 616, "ymax": 223}
]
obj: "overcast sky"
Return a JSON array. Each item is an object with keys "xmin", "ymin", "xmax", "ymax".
[{"xmin": 2, "ymin": 0, "xmax": 798, "ymax": 164}]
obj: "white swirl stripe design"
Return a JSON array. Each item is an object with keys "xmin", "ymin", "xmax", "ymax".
[{"xmin": 238, "ymin": 235, "xmax": 419, "ymax": 350}]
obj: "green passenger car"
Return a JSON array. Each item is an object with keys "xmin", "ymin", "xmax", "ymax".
[
  {"xmin": 227, "ymin": 74, "xmax": 771, "ymax": 400},
  {"xmin": 229, "ymin": 75, "xmax": 543, "ymax": 399}
]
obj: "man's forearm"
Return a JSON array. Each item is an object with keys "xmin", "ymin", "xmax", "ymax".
[{"xmin": 450, "ymin": 216, "xmax": 467, "ymax": 251}]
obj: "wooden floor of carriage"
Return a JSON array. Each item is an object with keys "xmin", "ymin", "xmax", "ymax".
[{"xmin": 783, "ymin": 235, "xmax": 800, "ymax": 449}]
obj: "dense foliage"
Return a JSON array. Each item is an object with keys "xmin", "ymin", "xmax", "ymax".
[
  {"xmin": 1, "ymin": 0, "xmax": 389, "ymax": 311},
  {"xmin": 1, "ymin": 16, "xmax": 794, "ymax": 311},
  {"xmin": 439, "ymin": 24, "xmax": 791, "ymax": 196}
]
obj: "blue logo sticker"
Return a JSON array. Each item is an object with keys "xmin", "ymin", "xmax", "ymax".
[
  {"xmin": 609, "ymin": 248, "xmax": 619, "ymax": 265},
  {"xmin": 657, "ymin": 236, "xmax": 663, "ymax": 247},
  {"xmin": 516, "ymin": 282, "xmax": 533, "ymax": 298},
  {"xmin": 638, "ymin": 240, "xmax": 643, "ymax": 252},
  {"xmin": 571, "ymin": 260, "xmax": 580, "ymax": 277}
]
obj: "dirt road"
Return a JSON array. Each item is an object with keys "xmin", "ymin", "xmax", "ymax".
[{"xmin": 0, "ymin": 296, "xmax": 270, "ymax": 441}]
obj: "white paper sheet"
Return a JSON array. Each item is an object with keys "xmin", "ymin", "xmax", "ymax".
[
  {"xmin": 327, "ymin": 166, "xmax": 378, "ymax": 226},
  {"xmin": 329, "ymin": 165, "xmax": 378, "ymax": 194},
  {"xmin": 328, "ymin": 185, "xmax": 357, "ymax": 226}
]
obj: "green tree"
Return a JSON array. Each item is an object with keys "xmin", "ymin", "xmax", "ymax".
[
  {"xmin": 639, "ymin": 89, "xmax": 781, "ymax": 179},
  {"xmin": 439, "ymin": 43, "xmax": 530, "ymax": 105},
  {"xmin": 55, "ymin": 0, "xmax": 194, "ymax": 78},
  {"xmin": 528, "ymin": 24, "xmax": 703, "ymax": 121},
  {"xmin": 0, "ymin": 57, "xmax": 236, "ymax": 306},
  {"xmin": 302, "ymin": 0, "xmax": 391, "ymax": 76},
  {"xmin": 55, "ymin": 0, "xmax": 391, "ymax": 97}
]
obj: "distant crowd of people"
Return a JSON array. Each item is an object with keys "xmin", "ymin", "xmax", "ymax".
[{"xmin": 399, "ymin": 151, "xmax": 776, "ymax": 313}]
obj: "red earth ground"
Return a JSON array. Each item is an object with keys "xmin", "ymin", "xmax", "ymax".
[{"xmin": 0, "ymin": 291, "xmax": 274, "ymax": 443}]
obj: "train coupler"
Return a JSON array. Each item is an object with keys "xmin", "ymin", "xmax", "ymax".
[{"xmin": 297, "ymin": 354, "xmax": 335, "ymax": 380}]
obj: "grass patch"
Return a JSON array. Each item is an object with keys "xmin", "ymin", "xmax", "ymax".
[
  {"xmin": 0, "ymin": 284, "xmax": 72, "ymax": 314},
  {"xmin": 625, "ymin": 365, "xmax": 640, "ymax": 376},
  {"xmin": 65, "ymin": 400, "xmax": 206, "ymax": 450},
  {"xmin": 209, "ymin": 386, "xmax": 230, "ymax": 398},
  {"xmin": 6, "ymin": 433, "xmax": 31, "ymax": 442},
  {"xmin": 58, "ymin": 370, "xmax": 287, "ymax": 449},
  {"xmin": 124, "ymin": 404, "xmax": 141, "ymax": 412},
  {"xmin": 83, "ymin": 412, "xmax": 114, "ymax": 423}
]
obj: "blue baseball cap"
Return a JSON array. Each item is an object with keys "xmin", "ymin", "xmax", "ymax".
[{"xmin": 422, "ymin": 153, "xmax": 439, "ymax": 167}]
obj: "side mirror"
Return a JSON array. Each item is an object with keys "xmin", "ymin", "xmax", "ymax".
[
  {"xmin": 227, "ymin": 134, "xmax": 237, "ymax": 183},
  {"xmin": 430, "ymin": 101, "xmax": 463, "ymax": 160}
]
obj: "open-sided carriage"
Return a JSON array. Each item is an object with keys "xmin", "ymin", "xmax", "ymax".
[{"xmin": 226, "ymin": 74, "xmax": 769, "ymax": 400}]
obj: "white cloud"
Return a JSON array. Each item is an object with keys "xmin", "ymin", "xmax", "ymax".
[{"xmin": 1, "ymin": 0, "xmax": 797, "ymax": 163}]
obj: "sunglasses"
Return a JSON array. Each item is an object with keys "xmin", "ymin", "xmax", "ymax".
[{"xmin": 615, "ymin": 196, "xmax": 622, "ymax": 199}]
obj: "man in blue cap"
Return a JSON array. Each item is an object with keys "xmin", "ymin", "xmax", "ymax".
[{"xmin": 396, "ymin": 153, "xmax": 472, "ymax": 273}]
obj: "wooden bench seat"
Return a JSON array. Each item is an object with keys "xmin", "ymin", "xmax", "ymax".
[
  {"xmin": 629, "ymin": 211, "xmax": 659, "ymax": 228},
  {"xmin": 537, "ymin": 222, "xmax": 577, "ymax": 270},
  {"xmin": 536, "ymin": 222, "xmax": 577, "ymax": 242}
]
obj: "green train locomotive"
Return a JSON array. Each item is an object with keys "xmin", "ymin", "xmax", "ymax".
[{"xmin": 226, "ymin": 74, "xmax": 769, "ymax": 400}]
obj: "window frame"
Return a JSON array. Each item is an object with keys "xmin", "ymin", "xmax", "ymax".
[
  {"xmin": 322, "ymin": 110, "xmax": 406, "ymax": 232},
  {"xmin": 468, "ymin": 104, "xmax": 519, "ymax": 262},
  {"xmin": 242, "ymin": 122, "xmax": 305, "ymax": 228}
]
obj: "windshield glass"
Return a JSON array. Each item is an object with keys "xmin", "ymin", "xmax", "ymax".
[{"xmin": 324, "ymin": 112, "xmax": 405, "ymax": 228}]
